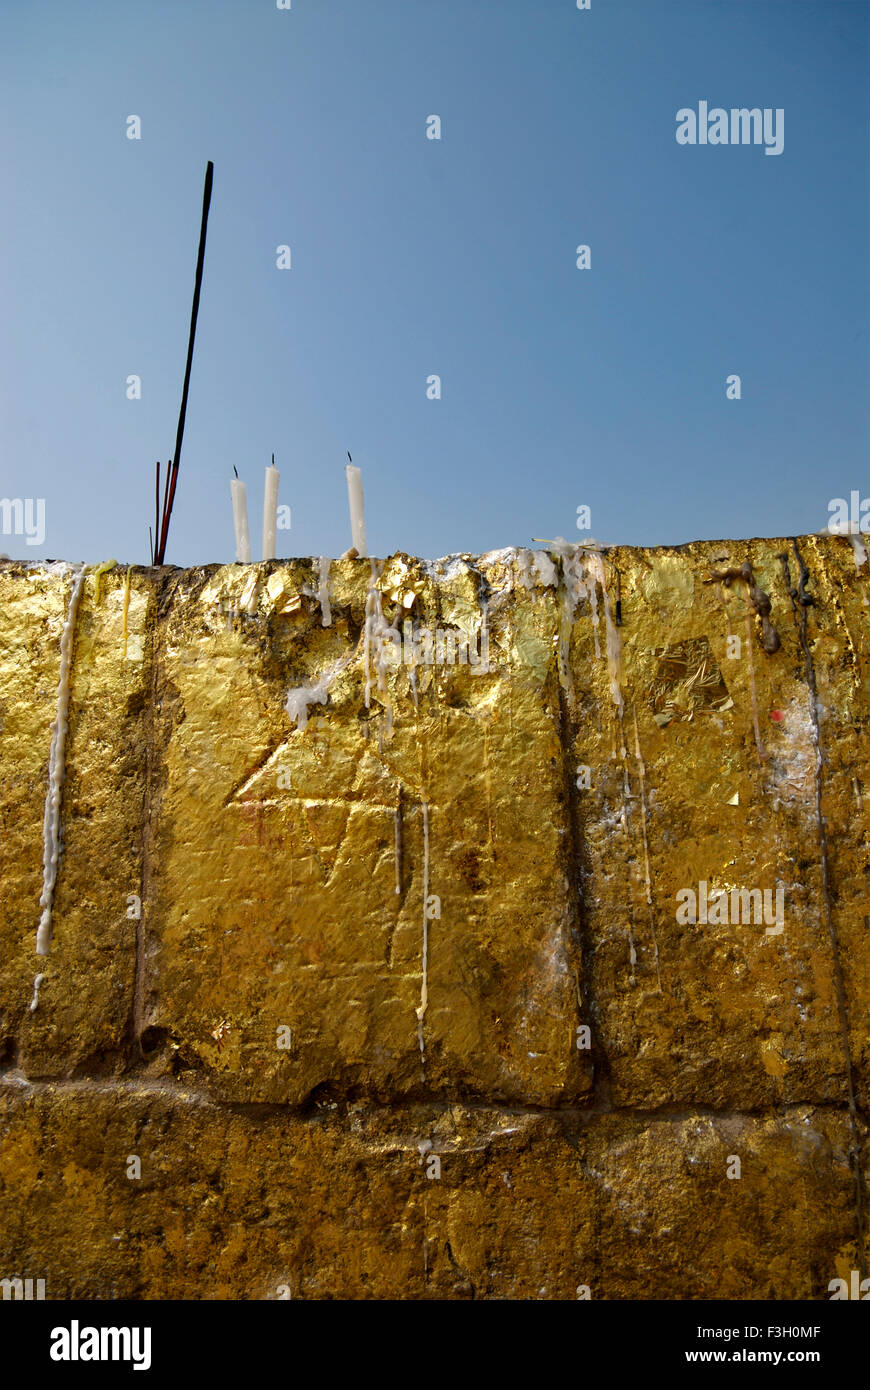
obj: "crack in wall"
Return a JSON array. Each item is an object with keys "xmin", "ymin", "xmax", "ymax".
[
  {"xmin": 556, "ymin": 676, "xmax": 604, "ymax": 1108},
  {"xmin": 1, "ymin": 1068, "xmax": 865, "ymax": 1128}
]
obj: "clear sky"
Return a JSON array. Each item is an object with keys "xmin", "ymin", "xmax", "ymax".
[{"xmin": 0, "ymin": 0, "xmax": 868, "ymax": 565}]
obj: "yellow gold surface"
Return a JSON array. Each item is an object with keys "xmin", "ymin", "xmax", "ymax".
[{"xmin": 0, "ymin": 536, "xmax": 867, "ymax": 1298}]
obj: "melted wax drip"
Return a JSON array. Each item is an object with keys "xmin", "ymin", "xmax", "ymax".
[{"xmin": 36, "ymin": 565, "xmax": 87, "ymax": 957}]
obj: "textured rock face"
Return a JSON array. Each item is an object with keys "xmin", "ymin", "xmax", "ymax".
[{"xmin": 0, "ymin": 537, "xmax": 867, "ymax": 1299}]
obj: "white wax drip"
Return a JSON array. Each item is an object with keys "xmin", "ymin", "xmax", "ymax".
[
  {"xmin": 532, "ymin": 551, "xmax": 558, "ymax": 588},
  {"xmin": 316, "ymin": 557, "xmax": 332, "ymax": 626},
  {"xmin": 554, "ymin": 547, "xmax": 587, "ymax": 703},
  {"xmin": 517, "ymin": 548, "xmax": 561, "ymax": 593},
  {"xmin": 364, "ymin": 561, "xmax": 398, "ymax": 718},
  {"xmin": 29, "ymin": 973, "xmax": 44, "ymax": 1012},
  {"xmin": 364, "ymin": 565, "xmax": 376, "ymax": 708},
  {"xmin": 285, "ymin": 563, "xmax": 393, "ymax": 732},
  {"xmin": 559, "ymin": 548, "xmax": 588, "ymax": 617},
  {"xmin": 585, "ymin": 552, "xmax": 623, "ymax": 712},
  {"xmin": 284, "ymin": 654, "xmax": 352, "ymax": 732},
  {"xmin": 415, "ymin": 797, "xmax": 431, "ymax": 1073},
  {"xmin": 633, "ymin": 710, "xmax": 662, "ymax": 991},
  {"xmin": 476, "ymin": 597, "xmax": 490, "ymax": 673},
  {"xmin": 35, "ymin": 565, "xmax": 86, "ymax": 957},
  {"xmin": 586, "ymin": 565, "xmax": 601, "ymax": 659},
  {"xmin": 394, "ymin": 795, "xmax": 402, "ymax": 896}
]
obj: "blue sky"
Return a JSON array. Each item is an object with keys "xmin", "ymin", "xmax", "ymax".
[{"xmin": 0, "ymin": 0, "xmax": 867, "ymax": 565}]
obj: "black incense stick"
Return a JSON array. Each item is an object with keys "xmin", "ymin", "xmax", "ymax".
[
  {"xmin": 154, "ymin": 160, "xmax": 214, "ymax": 565},
  {"xmin": 154, "ymin": 461, "xmax": 161, "ymax": 563}
]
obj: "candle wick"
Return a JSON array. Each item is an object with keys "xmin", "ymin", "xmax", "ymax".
[
  {"xmin": 347, "ymin": 451, "xmax": 352, "ymax": 464},
  {"xmin": 271, "ymin": 452, "xmax": 275, "ymax": 467},
  {"xmin": 233, "ymin": 465, "xmax": 239, "ymax": 479}
]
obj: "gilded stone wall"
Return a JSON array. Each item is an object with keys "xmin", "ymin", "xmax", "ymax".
[{"xmin": 0, "ymin": 537, "xmax": 867, "ymax": 1298}]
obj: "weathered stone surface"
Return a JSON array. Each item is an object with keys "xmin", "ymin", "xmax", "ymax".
[
  {"xmin": 568, "ymin": 539, "xmax": 865, "ymax": 1111},
  {"xmin": 0, "ymin": 566, "xmax": 151, "ymax": 1076},
  {"xmin": 0, "ymin": 1082, "xmax": 860, "ymax": 1300},
  {"xmin": 0, "ymin": 537, "xmax": 866, "ymax": 1298},
  {"xmin": 147, "ymin": 553, "xmax": 587, "ymax": 1105}
]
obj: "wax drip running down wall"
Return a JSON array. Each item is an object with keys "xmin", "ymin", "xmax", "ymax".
[
  {"xmin": 585, "ymin": 551, "xmax": 624, "ymax": 717},
  {"xmin": 364, "ymin": 559, "xmax": 400, "ymax": 724},
  {"xmin": 296, "ymin": 555, "xmax": 438, "ymax": 1076},
  {"xmin": 415, "ymin": 796, "xmax": 431, "ymax": 1080},
  {"xmin": 849, "ymin": 533, "xmax": 869, "ymax": 572},
  {"xmin": 317, "ymin": 557, "xmax": 332, "ymax": 627},
  {"xmin": 28, "ymin": 973, "xmax": 44, "ymax": 1013},
  {"xmin": 550, "ymin": 542, "xmax": 626, "ymax": 767},
  {"xmin": 553, "ymin": 545, "xmax": 588, "ymax": 712},
  {"xmin": 394, "ymin": 787, "xmax": 403, "ymax": 897},
  {"xmin": 121, "ymin": 565, "xmax": 132, "ymax": 659},
  {"xmin": 478, "ymin": 597, "xmax": 490, "ymax": 674},
  {"xmin": 284, "ymin": 654, "xmax": 353, "ymax": 732},
  {"xmin": 35, "ymin": 564, "xmax": 87, "ymax": 957}
]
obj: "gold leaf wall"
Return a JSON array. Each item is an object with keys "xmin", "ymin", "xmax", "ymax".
[{"xmin": 0, "ymin": 537, "xmax": 866, "ymax": 1298}]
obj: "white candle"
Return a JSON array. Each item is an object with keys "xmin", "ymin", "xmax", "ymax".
[
  {"xmin": 231, "ymin": 476, "xmax": 251, "ymax": 563},
  {"xmin": 345, "ymin": 458, "xmax": 367, "ymax": 556},
  {"xmin": 262, "ymin": 457, "xmax": 280, "ymax": 561}
]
